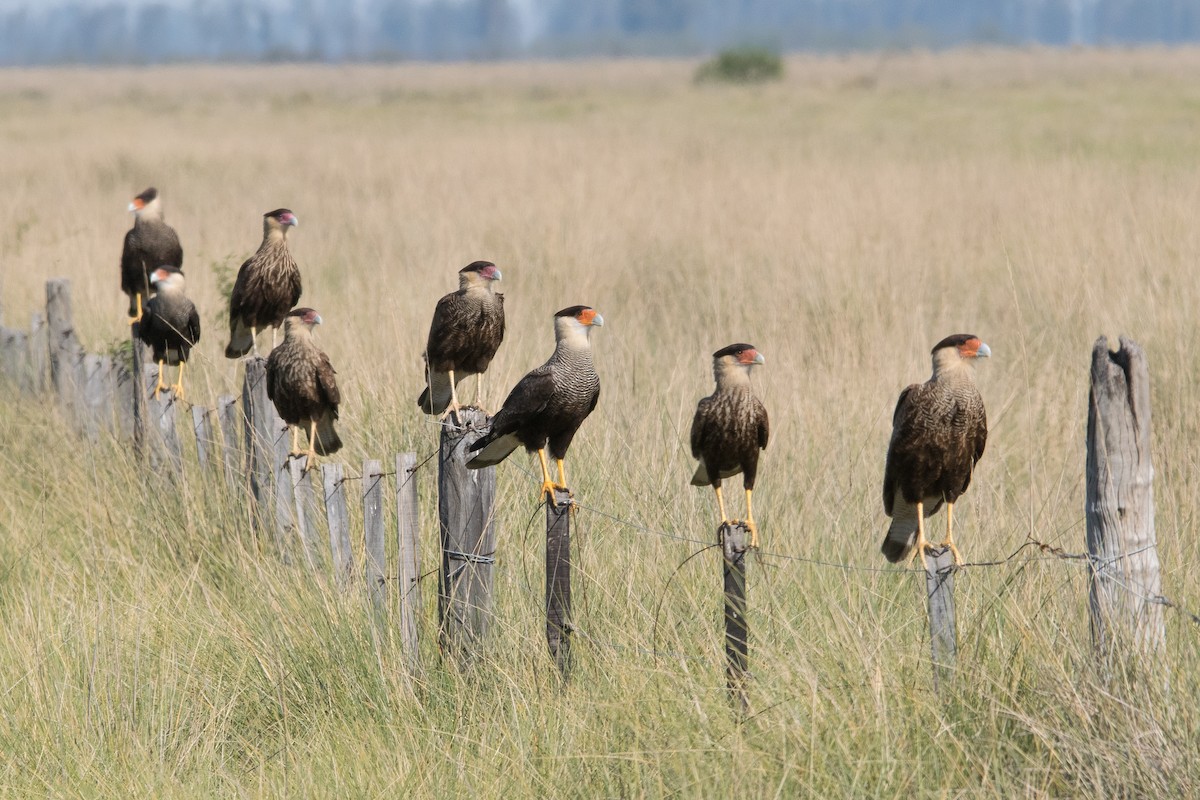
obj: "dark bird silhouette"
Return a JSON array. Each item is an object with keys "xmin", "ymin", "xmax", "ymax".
[
  {"xmin": 467, "ymin": 306, "xmax": 603, "ymax": 507},
  {"xmin": 225, "ymin": 209, "xmax": 301, "ymax": 358},
  {"xmin": 121, "ymin": 187, "xmax": 183, "ymax": 323},
  {"xmin": 266, "ymin": 308, "xmax": 342, "ymax": 469},
  {"xmin": 882, "ymin": 334, "xmax": 990, "ymax": 566},
  {"xmin": 690, "ymin": 343, "xmax": 769, "ymax": 548},
  {"xmin": 136, "ymin": 266, "xmax": 200, "ymax": 401},
  {"xmin": 417, "ymin": 261, "xmax": 505, "ymax": 417}
]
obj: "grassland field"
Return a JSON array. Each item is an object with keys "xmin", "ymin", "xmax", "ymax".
[{"xmin": 1, "ymin": 48, "xmax": 1200, "ymax": 797}]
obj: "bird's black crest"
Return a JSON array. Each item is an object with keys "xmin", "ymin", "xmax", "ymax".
[
  {"xmin": 931, "ymin": 334, "xmax": 980, "ymax": 353},
  {"xmin": 555, "ymin": 305, "xmax": 592, "ymax": 318},
  {"xmin": 460, "ymin": 260, "xmax": 496, "ymax": 273},
  {"xmin": 264, "ymin": 208, "xmax": 294, "ymax": 219},
  {"xmin": 288, "ymin": 307, "xmax": 317, "ymax": 318},
  {"xmin": 713, "ymin": 343, "xmax": 756, "ymax": 359},
  {"xmin": 135, "ymin": 187, "xmax": 158, "ymax": 202}
]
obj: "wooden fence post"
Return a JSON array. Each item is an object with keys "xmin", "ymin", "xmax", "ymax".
[
  {"xmin": 322, "ymin": 463, "xmax": 353, "ymax": 585},
  {"xmin": 546, "ymin": 488, "xmax": 573, "ymax": 678},
  {"xmin": 396, "ymin": 452, "xmax": 421, "ymax": 668},
  {"xmin": 721, "ymin": 522, "xmax": 749, "ymax": 712},
  {"xmin": 1086, "ymin": 335, "xmax": 1165, "ymax": 668},
  {"xmin": 242, "ymin": 357, "xmax": 273, "ymax": 529},
  {"xmin": 80, "ymin": 354, "xmax": 113, "ymax": 440},
  {"xmin": 217, "ymin": 394, "xmax": 240, "ymax": 488},
  {"xmin": 29, "ymin": 312, "xmax": 47, "ymax": 394},
  {"xmin": 112, "ymin": 357, "xmax": 135, "ymax": 443},
  {"xmin": 192, "ymin": 406, "xmax": 213, "ymax": 471},
  {"xmin": 923, "ymin": 546, "xmax": 957, "ymax": 690},
  {"xmin": 272, "ymin": 415, "xmax": 295, "ymax": 554},
  {"xmin": 364, "ymin": 459, "xmax": 387, "ymax": 618},
  {"xmin": 131, "ymin": 326, "xmax": 148, "ymax": 458},
  {"xmin": 290, "ymin": 458, "xmax": 321, "ymax": 567},
  {"xmin": 0, "ymin": 326, "xmax": 31, "ymax": 392},
  {"xmin": 437, "ymin": 408, "xmax": 498, "ymax": 662},
  {"xmin": 46, "ymin": 279, "xmax": 84, "ymax": 418}
]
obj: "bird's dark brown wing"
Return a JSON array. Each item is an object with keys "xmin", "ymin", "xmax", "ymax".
[
  {"xmin": 480, "ymin": 364, "xmax": 555, "ymax": 440},
  {"xmin": 755, "ymin": 398, "xmax": 769, "ymax": 450},
  {"xmin": 315, "ymin": 353, "xmax": 340, "ymax": 417},
  {"xmin": 882, "ymin": 383, "xmax": 921, "ymax": 516},
  {"xmin": 972, "ymin": 405, "xmax": 988, "ymax": 463},
  {"xmin": 187, "ymin": 304, "xmax": 201, "ymax": 345},
  {"xmin": 227, "ymin": 256, "xmax": 256, "ymax": 320},
  {"xmin": 690, "ymin": 395, "xmax": 716, "ymax": 459}
]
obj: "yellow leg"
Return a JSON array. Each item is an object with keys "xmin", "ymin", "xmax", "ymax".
[
  {"xmin": 152, "ymin": 359, "xmax": 167, "ymax": 399},
  {"xmin": 555, "ymin": 458, "xmax": 568, "ymax": 490},
  {"xmin": 169, "ymin": 361, "xmax": 186, "ymax": 402},
  {"xmin": 538, "ymin": 448, "xmax": 557, "ymax": 507},
  {"xmin": 475, "ymin": 372, "xmax": 485, "ymax": 408},
  {"xmin": 905, "ymin": 501, "xmax": 930, "ymax": 567},
  {"xmin": 744, "ymin": 488, "xmax": 759, "ymax": 549},
  {"xmin": 271, "ymin": 327, "xmax": 277, "ymax": 350},
  {"xmin": 447, "ymin": 369, "xmax": 461, "ymax": 421},
  {"xmin": 940, "ymin": 502, "xmax": 962, "ymax": 566},
  {"xmin": 714, "ymin": 484, "xmax": 730, "ymax": 526},
  {"xmin": 251, "ymin": 325, "xmax": 259, "ymax": 356},
  {"xmin": 129, "ymin": 293, "xmax": 144, "ymax": 324},
  {"xmin": 304, "ymin": 419, "xmax": 319, "ymax": 472},
  {"xmin": 288, "ymin": 426, "xmax": 301, "ymax": 457}
]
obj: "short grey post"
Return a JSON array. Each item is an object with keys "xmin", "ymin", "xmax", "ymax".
[
  {"xmin": 546, "ymin": 488, "xmax": 573, "ymax": 678},
  {"xmin": 0, "ymin": 326, "xmax": 31, "ymax": 392},
  {"xmin": 242, "ymin": 357, "xmax": 273, "ymax": 528},
  {"xmin": 112, "ymin": 358, "xmax": 135, "ymax": 442},
  {"xmin": 322, "ymin": 463, "xmax": 353, "ymax": 585},
  {"xmin": 29, "ymin": 313, "xmax": 48, "ymax": 394},
  {"xmin": 80, "ymin": 354, "xmax": 114, "ymax": 440},
  {"xmin": 217, "ymin": 394, "xmax": 240, "ymax": 488},
  {"xmin": 192, "ymin": 406, "xmax": 213, "ymax": 471},
  {"xmin": 290, "ymin": 457, "xmax": 321, "ymax": 567},
  {"xmin": 437, "ymin": 408, "xmax": 498, "ymax": 662},
  {"xmin": 922, "ymin": 545, "xmax": 957, "ymax": 690},
  {"xmin": 1086, "ymin": 336, "xmax": 1164, "ymax": 668},
  {"xmin": 721, "ymin": 522, "xmax": 750, "ymax": 712},
  {"xmin": 140, "ymin": 359, "xmax": 181, "ymax": 473},
  {"xmin": 396, "ymin": 452, "xmax": 421, "ymax": 668},
  {"xmin": 46, "ymin": 279, "xmax": 84, "ymax": 417},
  {"xmin": 363, "ymin": 459, "xmax": 387, "ymax": 617}
]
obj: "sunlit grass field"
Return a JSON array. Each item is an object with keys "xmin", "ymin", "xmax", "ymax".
[{"xmin": 2, "ymin": 48, "xmax": 1200, "ymax": 796}]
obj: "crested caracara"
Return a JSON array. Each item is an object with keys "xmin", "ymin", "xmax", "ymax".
[
  {"xmin": 121, "ymin": 187, "xmax": 183, "ymax": 323},
  {"xmin": 466, "ymin": 306, "xmax": 602, "ymax": 507},
  {"xmin": 882, "ymin": 334, "xmax": 990, "ymax": 566},
  {"xmin": 136, "ymin": 266, "xmax": 200, "ymax": 401},
  {"xmin": 417, "ymin": 261, "xmax": 505, "ymax": 417},
  {"xmin": 224, "ymin": 209, "xmax": 302, "ymax": 359},
  {"xmin": 690, "ymin": 344, "xmax": 769, "ymax": 548},
  {"xmin": 266, "ymin": 308, "xmax": 342, "ymax": 468}
]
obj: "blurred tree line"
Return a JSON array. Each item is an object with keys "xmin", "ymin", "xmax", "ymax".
[{"xmin": 1, "ymin": 0, "xmax": 1198, "ymax": 66}]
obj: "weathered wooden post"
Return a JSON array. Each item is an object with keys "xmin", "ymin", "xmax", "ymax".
[
  {"xmin": 364, "ymin": 459, "xmax": 387, "ymax": 619},
  {"xmin": 396, "ymin": 452, "xmax": 421, "ymax": 668},
  {"xmin": 923, "ymin": 546, "xmax": 957, "ymax": 690},
  {"xmin": 112, "ymin": 357, "xmax": 135, "ymax": 443},
  {"xmin": 217, "ymin": 394, "xmax": 240, "ymax": 488},
  {"xmin": 192, "ymin": 406, "xmax": 213, "ymax": 471},
  {"xmin": 322, "ymin": 463, "xmax": 353, "ymax": 585},
  {"xmin": 272, "ymin": 413, "xmax": 295, "ymax": 554},
  {"xmin": 1086, "ymin": 336, "xmax": 1164, "ymax": 669},
  {"xmin": 46, "ymin": 279, "xmax": 84, "ymax": 418},
  {"xmin": 131, "ymin": 325, "xmax": 148, "ymax": 458},
  {"xmin": 437, "ymin": 408, "xmax": 498, "ymax": 662},
  {"xmin": 721, "ymin": 522, "xmax": 750, "ymax": 712},
  {"xmin": 289, "ymin": 457, "xmax": 321, "ymax": 567},
  {"xmin": 242, "ymin": 357, "xmax": 273, "ymax": 529},
  {"xmin": 29, "ymin": 313, "xmax": 48, "ymax": 394},
  {"xmin": 80, "ymin": 354, "xmax": 114, "ymax": 440},
  {"xmin": 0, "ymin": 326, "xmax": 31, "ymax": 392},
  {"xmin": 546, "ymin": 488, "xmax": 573, "ymax": 678}
]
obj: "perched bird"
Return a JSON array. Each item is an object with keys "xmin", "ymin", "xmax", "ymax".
[
  {"xmin": 224, "ymin": 209, "xmax": 302, "ymax": 359},
  {"xmin": 266, "ymin": 308, "xmax": 342, "ymax": 468},
  {"xmin": 417, "ymin": 261, "xmax": 505, "ymax": 417},
  {"xmin": 136, "ymin": 266, "xmax": 200, "ymax": 401},
  {"xmin": 882, "ymin": 334, "xmax": 990, "ymax": 566},
  {"xmin": 466, "ymin": 306, "xmax": 603, "ymax": 506},
  {"xmin": 690, "ymin": 344, "xmax": 769, "ymax": 548},
  {"xmin": 121, "ymin": 187, "xmax": 183, "ymax": 322}
]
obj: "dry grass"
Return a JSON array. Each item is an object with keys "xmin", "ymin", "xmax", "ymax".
[{"xmin": 1, "ymin": 47, "xmax": 1200, "ymax": 797}]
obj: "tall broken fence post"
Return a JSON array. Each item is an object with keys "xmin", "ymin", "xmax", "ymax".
[
  {"xmin": 363, "ymin": 459, "xmax": 387, "ymax": 620},
  {"xmin": 437, "ymin": 407, "xmax": 497, "ymax": 663},
  {"xmin": 923, "ymin": 546, "xmax": 957, "ymax": 691},
  {"xmin": 721, "ymin": 522, "xmax": 749, "ymax": 712},
  {"xmin": 1086, "ymin": 335, "xmax": 1165, "ymax": 673},
  {"xmin": 546, "ymin": 488, "xmax": 573, "ymax": 678}
]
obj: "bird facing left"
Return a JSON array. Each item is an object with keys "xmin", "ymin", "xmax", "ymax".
[{"xmin": 265, "ymin": 307, "xmax": 342, "ymax": 471}]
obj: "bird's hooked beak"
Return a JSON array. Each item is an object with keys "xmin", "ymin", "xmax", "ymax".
[
  {"xmin": 753, "ymin": 352, "xmax": 765, "ymax": 365},
  {"xmin": 128, "ymin": 201, "xmax": 140, "ymax": 213},
  {"xmin": 311, "ymin": 313, "xmax": 322, "ymax": 326},
  {"xmin": 589, "ymin": 312, "xmax": 604, "ymax": 327},
  {"xmin": 491, "ymin": 268, "xmax": 502, "ymax": 281},
  {"xmin": 288, "ymin": 215, "xmax": 299, "ymax": 227},
  {"xmin": 976, "ymin": 342, "xmax": 991, "ymax": 358}
]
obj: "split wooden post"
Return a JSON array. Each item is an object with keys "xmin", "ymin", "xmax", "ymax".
[
  {"xmin": 396, "ymin": 452, "xmax": 421, "ymax": 668},
  {"xmin": 111, "ymin": 358, "xmax": 136, "ymax": 443},
  {"xmin": 46, "ymin": 279, "xmax": 84, "ymax": 418},
  {"xmin": 437, "ymin": 408, "xmax": 498, "ymax": 662},
  {"xmin": 721, "ymin": 522, "xmax": 750, "ymax": 712},
  {"xmin": 363, "ymin": 459, "xmax": 387, "ymax": 618},
  {"xmin": 81, "ymin": 354, "xmax": 116, "ymax": 440},
  {"xmin": 322, "ymin": 463, "xmax": 353, "ymax": 585},
  {"xmin": 1086, "ymin": 336, "xmax": 1165, "ymax": 669},
  {"xmin": 922, "ymin": 546, "xmax": 957, "ymax": 690},
  {"xmin": 272, "ymin": 415, "xmax": 295, "ymax": 555},
  {"xmin": 192, "ymin": 406, "xmax": 213, "ymax": 471},
  {"xmin": 242, "ymin": 357, "xmax": 274, "ymax": 529},
  {"xmin": 217, "ymin": 394, "xmax": 240, "ymax": 488},
  {"xmin": 290, "ymin": 457, "xmax": 321, "ymax": 567},
  {"xmin": 546, "ymin": 488, "xmax": 573, "ymax": 678}
]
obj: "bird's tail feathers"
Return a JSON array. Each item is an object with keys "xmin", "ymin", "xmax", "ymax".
[
  {"xmin": 225, "ymin": 318, "xmax": 253, "ymax": 359},
  {"xmin": 881, "ymin": 497, "xmax": 942, "ymax": 563},
  {"xmin": 417, "ymin": 370, "xmax": 453, "ymax": 415},
  {"xmin": 314, "ymin": 411, "xmax": 342, "ymax": 456},
  {"xmin": 466, "ymin": 431, "xmax": 520, "ymax": 469},
  {"xmin": 690, "ymin": 461, "xmax": 743, "ymax": 487}
]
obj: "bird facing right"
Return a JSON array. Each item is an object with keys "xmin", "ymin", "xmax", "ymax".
[
  {"xmin": 136, "ymin": 266, "xmax": 200, "ymax": 401},
  {"xmin": 417, "ymin": 260, "xmax": 505, "ymax": 418},
  {"xmin": 690, "ymin": 344, "xmax": 769, "ymax": 548},
  {"xmin": 882, "ymin": 334, "xmax": 990, "ymax": 566},
  {"xmin": 225, "ymin": 209, "xmax": 302, "ymax": 359}
]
